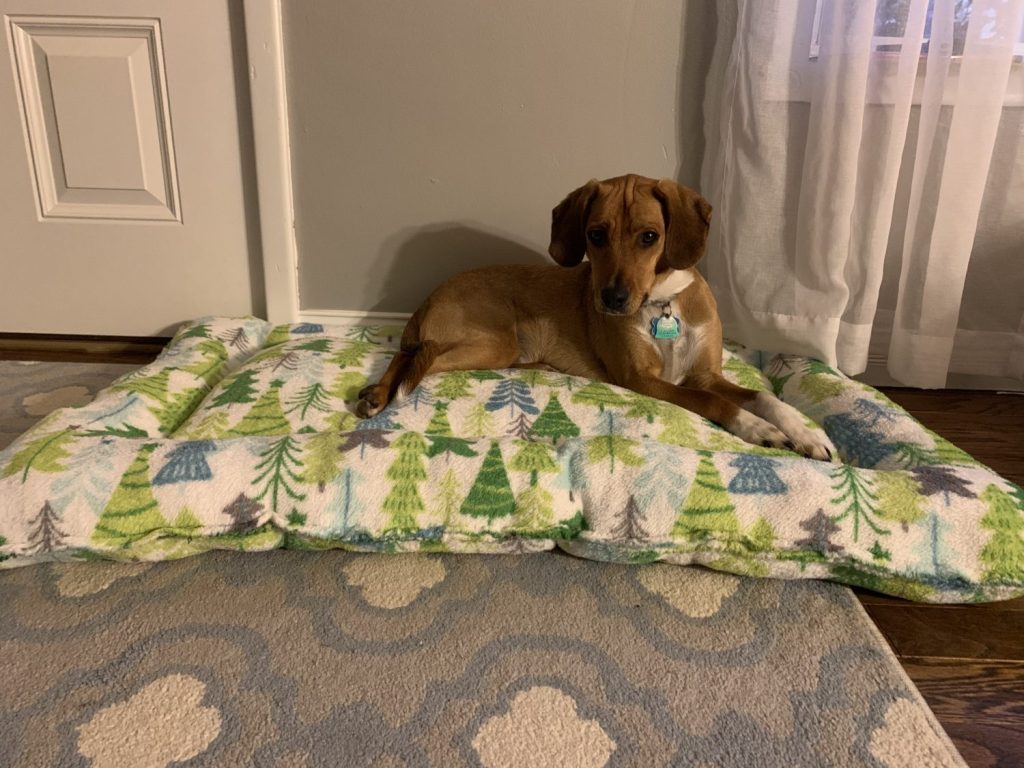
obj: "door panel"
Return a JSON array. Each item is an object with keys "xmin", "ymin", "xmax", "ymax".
[{"xmin": 0, "ymin": 1, "xmax": 262, "ymax": 335}]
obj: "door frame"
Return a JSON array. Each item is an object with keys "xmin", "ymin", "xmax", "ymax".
[{"xmin": 244, "ymin": 0, "xmax": 298, "ymax": 324}]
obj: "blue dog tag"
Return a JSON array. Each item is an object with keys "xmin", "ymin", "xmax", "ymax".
[{"xmin": 651, "ymin": 313, "xmax": 681, "ymax": 340}]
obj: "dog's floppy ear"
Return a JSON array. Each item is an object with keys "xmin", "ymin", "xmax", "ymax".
[
  {"xmin": 653, "ymin": 179, "xmax": 712, "ymax": 270},
  {"xmin": 549, "ymin": 180, "xmax": 598, "ymax": 267}
]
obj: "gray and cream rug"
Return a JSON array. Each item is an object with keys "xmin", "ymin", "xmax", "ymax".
[{"xmin": 0, "ymin": 361, "xmax": 965, "ymax": 767}]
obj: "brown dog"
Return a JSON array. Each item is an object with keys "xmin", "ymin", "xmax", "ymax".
[{"xmin": 357, "ymin": 174, "xmax": 836, "ymax": 460}]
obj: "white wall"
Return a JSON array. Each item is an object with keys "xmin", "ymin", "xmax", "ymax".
[{"xmin": 282, "ymin": 1, "xmax": 715, "ymax": 313}]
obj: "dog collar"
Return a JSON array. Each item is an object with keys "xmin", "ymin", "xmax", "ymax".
[{"xmin": 648, "ymin": 300, "xmax": 682, "ymax": 340}]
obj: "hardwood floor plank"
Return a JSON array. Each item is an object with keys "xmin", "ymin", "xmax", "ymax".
[
  {"xmin": 864, "ymin": 605, "xmax": 1024, "ymax": 661},
  {"xmin": 901, "ymin": 659, "xmax": 1024, "ymax": 726},
  {"xmin": 938, "ymin": 721, "xmax": 1024, "ymax": 768},
  {"xmin": 0, "ymin": 334, "xmax": 168, "ymax": 364}
]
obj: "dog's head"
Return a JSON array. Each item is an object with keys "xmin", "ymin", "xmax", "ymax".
[{"xmin": 548, "ymin": 174, "xmax": 712, "ymax": 315}]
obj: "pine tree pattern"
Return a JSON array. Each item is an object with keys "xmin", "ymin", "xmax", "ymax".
[
  {"xmin": 177, "ymin": 323, "xmax": 211, "ymax": 340},
  {"xmin": 656, "ymin": 406, "xmax": 700, "ymax": 449},
  {"xmin": 485, "ymin": 379, "xmax": 539, "ymax": 416},
  {"xmin": 4, "ymin": 316, "xmax": 1022, "ymax": 604},
  {"xmin": 303, "ymin": 430, "xmax": 345, "ymax": 491},
  {"xmin": 572, "ymin": 381, "xmax": 627, "ymax": 412},
  {"xmin": 403, "ymin": 386, "xmax": 436, "ymax": 412},
  {"xmin": 222, "ymin": 495, "xmax": 262, "ymax": 532},
  {"xmin": 795, "ymin": 509, "xmax": 845, "ymax": 556},
  {"xmin": 435, "ymin": 371, "xmax": 473, "ymax": 400},
  {"xmin": 830, "ymin": 465, "xmax": 888, "ymax": 542},
  {"xmin": 509, "ymin": 440, "xmax": 557, "ymax": 486},
  {"xmin": 747, "ymin": 517, "xmax": 776, "ymax": 552},
  {"xmin": 506, "ymin": 412, "xmax": 533, "ymax": 439},
  {"xmin": 728, "ymin": 455, "xmax": 787, "ymax": 494},
  {"xmin": 219, "ymin": 327, "xmax": 251, "ymax": 353},
  {"xmin": 822, "ymin": 413, "xmax": 898, "ymax": 469},
  {"xmin": 209, "ymin": 370, "xmax": 259, "ymax": 408},
  {"xmin": 170, "ymin": 507, "xmax": 203, "ymax": 537},
  {"xmin": 285, "ymin": 383, "xmax": 331, "ymax": 420},
  {"xmin": 184, "ymin": 412, "xmax": 231, "ymax": 440},
  {"xmin": 586, "ymin": 412, "xmax": 644, "ymax": 473},
  {"xmin": 27, "ymin": 501, "xmax": 67, "ymax": 554},
  {"xmin": 382, "ymin": 432, "xmax": 428, "ymax": 533},
  {"xmin": 623, "ymin": 392, "xmax": 664, "ymax": 424},
  {"xmin": 331, "ymin": 340, "xmax": 376, "ymax": 368},
  {"xmin": 297, "ymin": 337, "xmax": 332, "ymax": 353},
  {"xmin": 183, "ymin": 339, "xmax": 228, "ymax": 383},
  {"xmin": 674, "ymin": 452, "xmax": 739, "ymax": 538},
  {"xmin": 253, "ymin": 436, "xmax": 305, "ymax": 516},
  {"xmin": 911, "ymin": 466, "xmax": 975, "ymax": 502},
  {"xmin": 113, "ymin": 369, "xmax": 170, "ymax": 402},
  {"xmin": 875, "ymin": 472, "xmax": 926, "ymax": 531},
  {"xmin": 425, "ymin": 402, "xmax": 477, "ymax": 459},
  {"xmin": 432, "ymin": 467, "xmax": 462, "ymax": 525},
  {"xmin": 512, "ymin": 485, "xmax": 556, "ymax": 530},
  {"xmin": 464, "ymin": 403, "xmax": 494, "ymax": 439},
  {"xmin": 460, "ymin": 441, "xmax": 516, "ymax": 524},
  {"xmin": 227, "ymin": 381, "xmax": 291, "ymax": 437},
  {"xmin": 93, "ymin": 445, "xmax": 168, "ymax": 547},
  {"xmin": 341, "ymin": 410, "xmax": 399, "ymax": 458},
  {"xmin": 330, "ymin": 371, "xmax": 369, "ymax": 403},
  {"xmin": 528, "ymin": 395, "xmax": 580, "ymax": 443},
  {"xmin": 930, "ymin": 433, "xmax": 981, "ymax": 466},
  {"xmin": 610, "ymin": 495, "xmax": 648, "ymax": 539},
  {"xmin": 979, "ymin": 485, "xmax": 1024, "ymax": 583},
  {"xmin": 870, "ymin": 539, "xmax": 892, "ymax": 562},
  {"xmin": 3, "ymin": 428, "xmax": 77, "ymax": 482},
  {"xmin": 723, "ymin": 355, "xmax": 767, "ymax": 392},
  {"xmin": 153, "ymin": 441, "xmax": 217, "ymax": 485}
]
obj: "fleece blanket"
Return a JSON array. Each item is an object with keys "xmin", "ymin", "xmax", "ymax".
[{"xmin": 0, "ymin": 317, "xmax": 1021, "ymax": 603}]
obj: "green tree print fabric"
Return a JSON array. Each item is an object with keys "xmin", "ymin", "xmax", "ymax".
[{"xmin": 1, "ymin": 317, "xmax": 1023, "ymax": 603}]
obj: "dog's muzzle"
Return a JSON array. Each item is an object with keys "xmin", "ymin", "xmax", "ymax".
[{"xmin": 600, "ymin": 285, "xmax": 630, "ymax": 313}]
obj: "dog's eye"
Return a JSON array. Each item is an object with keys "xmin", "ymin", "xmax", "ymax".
[
  {"xmin": 640, "ymin": 230, "xmax": 659, "ymax": 245},
  {"xmin": 587, "ymin": 230, "xmax": 607, "ymax": 246}
]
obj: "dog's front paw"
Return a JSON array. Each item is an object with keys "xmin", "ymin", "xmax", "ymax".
[
  {"xmin": 727, "ymin": 410, "xmax": 791, "ymax": 450},
  {"xmin": 785, "ymin": 423, "xmax": 836, "ymax": 462},
  {"xmin": 753, "ymin": 393, "xmax": 837, "ymax": 462},
  {"xmin": 356, "ymin": 384, "xmax": 385, "ymax": 418}
]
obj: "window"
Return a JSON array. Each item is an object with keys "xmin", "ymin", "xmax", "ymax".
[{"xmin": 809, "ymin": 0, "xmax": 1024, "ymax": 60}]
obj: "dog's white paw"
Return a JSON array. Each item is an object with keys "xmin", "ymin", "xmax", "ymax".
[
  {"xmin": 752, "ymin": 392, "xmax": 837, "ymax": 462},
  {"xmin": 727, "ymin": 410, "xmax": 791, "ymax": 450}
]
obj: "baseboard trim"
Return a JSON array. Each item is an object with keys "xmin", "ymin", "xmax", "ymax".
[
  {"xmin": 298, "ymin": 309, "xmax": 413, "ymax": 327},
  {"xmin": 0, "ymin": 333, "xmax": 169, "ymax": 364}
]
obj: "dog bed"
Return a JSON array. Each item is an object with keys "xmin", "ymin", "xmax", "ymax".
[{"xmin": 1, "ymin": 317, "xmax": 1021, "ymax": 603}]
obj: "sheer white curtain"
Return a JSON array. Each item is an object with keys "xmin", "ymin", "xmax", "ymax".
[{"xmin": 702, "ymin": 0, "xmax": 1024, "ymax": 387}]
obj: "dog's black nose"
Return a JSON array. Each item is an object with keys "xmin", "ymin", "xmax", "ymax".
[{"xmin": 600, "ymin": 285, "xmax": 630, "ymax": 312}]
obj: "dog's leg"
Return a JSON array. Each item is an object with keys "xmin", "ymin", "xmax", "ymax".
[
  {"xmin": 683, "ymin": 372, "xmax": 836, "ymax": 462},
  {"xmin": 626, "ymin": 377, "xmax": 794, "ymax": 450},
  {"xmin": 356, "ymin": 345, "xmax": 419, "ymax": 418},
  {"xmin": 356, "ymin": 340, "xmax": 520, "ymax": 418}
]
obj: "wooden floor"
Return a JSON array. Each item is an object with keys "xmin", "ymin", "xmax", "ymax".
[
  {"xmin": 862, "ymin": 388, "xmax": 1024, "ymax": 768},
  {"xmin": 3, "ymin": 337, "xmax": 1022, "ymax": 765}
]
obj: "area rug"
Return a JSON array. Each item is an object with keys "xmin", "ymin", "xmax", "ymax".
[
  {"xmin": 0, "ymin": 549, "xmax": 967, "ymax": 767},
  {"xmin": 1, "ymin": 319, "xmax": 1022, "ymax": 604},
  {"xmin": 0, "ymin": 359, "xmax": 967, "ymax": 766}
]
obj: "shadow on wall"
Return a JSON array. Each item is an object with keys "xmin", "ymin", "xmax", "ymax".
[
  {"xmin": 675, "ymin": 2, "xmax": 717, "ymax": 188},
  {"xmin": 370, "ymin": 224, "xmax": 551, "ymax": 314}
]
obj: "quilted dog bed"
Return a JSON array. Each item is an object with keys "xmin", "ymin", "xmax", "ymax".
[{"xmin": 1, "ymin": 317, "xmax": 1021, "ymax": 603}]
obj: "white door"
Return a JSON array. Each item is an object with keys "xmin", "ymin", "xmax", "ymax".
[{"xmin": 0, "ymin": 0, "xmax": 262, "ymax": 336}]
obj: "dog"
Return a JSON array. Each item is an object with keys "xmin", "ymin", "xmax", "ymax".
[{"xmin": 357, "ymin": 174, "xmax": 836, "ymax": 461}]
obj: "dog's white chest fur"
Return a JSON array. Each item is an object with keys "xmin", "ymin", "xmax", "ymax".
[{"xmin": 634, "ymin": 270, "xmax": 703, "ymax": 384}]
